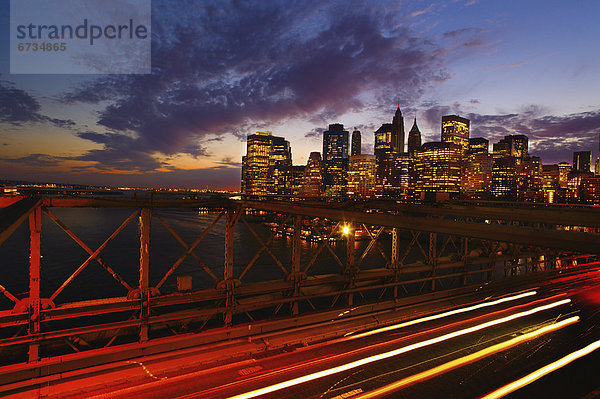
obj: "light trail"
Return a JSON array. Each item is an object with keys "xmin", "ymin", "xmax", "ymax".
[
  {"xmin": 354, "ymin": 316, "xmax": 580, "ymax": 398},
  {"xmin": 345, "ymin": 291, "xmax": 537, "ymax": 340},
  {"xmin": 228, "ymin": 298, "xmax": 570, "ymax": 399},
  {"xmin": 481, "ymin": 336, "xmax": 600, "ymax": 399}
]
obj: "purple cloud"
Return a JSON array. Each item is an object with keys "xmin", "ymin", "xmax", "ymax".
[
  {"xmin": 60, "ymin": 0, "xmax": 450, "ymax": 172},
  {"xmin": 0, "ymin": 79, "xmax": 74, "ymax": 127}
]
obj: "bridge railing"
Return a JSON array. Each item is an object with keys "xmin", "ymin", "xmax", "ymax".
[{"xmin": 0, "ymin": 196, "xmax": 598, "ymax": 369}]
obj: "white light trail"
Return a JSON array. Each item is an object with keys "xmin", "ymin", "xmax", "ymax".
[
  {"xmin": 228, "ymin": 298, "xmax": 570, "ymax": 399},
  {"xmin": 482, "ymin": 336, "xmax": 600, "ymax": 399},
  {"xmin": 354, "ymin": 316, "xmax": 580, "ymax": 398},
  {"xmin": 346, "ymin": 291, "xmax": 538, "ymax": 340}
]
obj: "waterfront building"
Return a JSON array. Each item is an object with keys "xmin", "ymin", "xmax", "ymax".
[
  {"xmin": 413, "ymin": 142, "xmax": 462, "ymax": 200},
  {"xmin": 581, "ymin": 176, "xmax": 600, "ymax": 204},
  {"xmin": 407, "ymin": 117, "xmax": 422, "ymax": 156},
  {"xmin": 291, "ymin": 165, "xmax": 305, "ymax": 196},
  {"xmin": 378, "ymin": 152, "xmax": 412, "ymax": 198},
  {"xmin": 542, "ymin": 164, "xmax": 560, "ymax": 203},
  {"xmin": 468, "ymin": 137, "xmax": 489, "ymax": 154},
  {"xmin": 322, "ymin": 124, "xmax": 349, "ymax": 196},
  {"xmin": 241, "ymin": 131, "xmax": 275, "ymax": 196},
  {"xmin": 269, "ymin": 135, "xmax": 293, "ymax": 195},
  {"xmin": 461, "ymin": 151, "xmax": 492, "ymax": 198},
  {"xmin": 558, "ymin": 162, "xmax": 571, "ymax": 188},
  {"xmin": 516, "ymin": 156, "xmax": 542, "ymax": 201},
  {"xmin": 491, "ymin": 156, "xmax": 517, "ymax": 199},
  {"xmin": 347, "ymin": 154, "xmax": 377, "ymax": 198},
  {"xmin": 351, "ymin": 129, "xmax": 361, "ymax": 156},
  {"xmin": 573, "ymin": 151, "xmax": 591, "ymax": 172},
  {"xmin": 300, "ymin": 152, "xmax": 323, "ymax": 197},
  {"xmin": 441, "ymin": 115, "xmax": 470, "ymax": 156}
]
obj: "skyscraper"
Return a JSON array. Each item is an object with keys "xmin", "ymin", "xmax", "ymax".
[
  {"xmin": 407, "ymin": 117, "xmax": 421, "ymax": 156},
  {"xmin": 413, "ymin": 142, "xmax": 462, "ymax": 200},
  {"xmin": 392, "ymin": 106, "xmax": 405, "ymax": 153},
  {"xmin": 493, "ymin": 135, "xmax": 528, "ymax": 163},
  {"xmin": 269, "ymin": 136, "xmax": 292, "ymax": 195},
  {"xmin": 351, "ymin": 129, "xmax": 361, "ymax": 156},
  {"xmin": 441, "ymin": 115, "xmax": 470, "ymax": 156},
  {"xmin": 241, "ymin": 131, "xmax": 273, "ymax": 196},
  {"xmin": 491, "ymin": 134, "xmax": 529, "ymax": 199},
  {"xmin": 347, "ymin": 154, "xmax": 377, "ymax": 198},
  {"xmin": 468, "ymin": 138, "xmax": 489, "ymax": 154},
  {"xmin": 322, "ymin": 124, "xmax": 349, "ymax": 195},
  {"xmin": 300, "ymin": 152, "xmax": 323, "ymax": 197},
  {"xmin": 573, "ymin": 151, "xmax": 591, "ymax": 172}
]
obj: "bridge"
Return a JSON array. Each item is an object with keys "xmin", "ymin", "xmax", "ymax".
[{"xmin": 0, "ymin": 196, "xmax": 599, "ymax": 398}]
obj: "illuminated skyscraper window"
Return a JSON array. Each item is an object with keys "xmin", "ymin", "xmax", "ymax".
[
  {"xmin": 351, "ymin": 129, "xmax": 361, "ymax": 156},
  {"xmin": 322, "ymin": 124, "xmax": 349, "ymax": 196},
  {"xmin": 347, "ymin": 154, "xmax": 377, "ymax": 198},
  {"xmin": 413, "ymin": 142, "xmax": 462, "ymax": 200},
  {"xmin": 441, "ymin": 115, "xmax": 470, "ymax": 156}
]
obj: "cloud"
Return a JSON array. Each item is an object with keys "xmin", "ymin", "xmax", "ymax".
[
  {"xmin": 305, "ymin": 127, "xmax": 325, "ymax": 139},
  {"xmin": 0, "ymin": 153, "xmax": 63, "ymax": 167},
  {"xmin": 0, "ymin": 79, "xmax": 74, "ymax": 127},
  {"xmin": 72, "ymin": 131, "xmax": 167, "ymax": 172},
  {"xmin": 60, "ymin": 0, "xmax": 451, "ymax": 172},
  {"xmin": 215, "ymin": 157, "xmax": 242, "ymax": 168}
]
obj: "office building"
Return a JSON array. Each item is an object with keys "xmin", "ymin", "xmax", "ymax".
[
  {"xmin": 573, "ymin": 151, "xmax": 591, "ymax": 172},
  {"xmin": 413, "ymin": 142, "xmax": 462, "ymax": 199},
  {"xmin": 347, "ymin": 154, "xmax": 377, "ymax": 198},
  {"xmin": 407, "ymin": 117, "xmax": 421, "ymax": 156},
  {"xmin": 241, "ymin": 131, "xmax": 275, "ymax": 196},
  {"xmin": 300, "ymin": 152, "xmax": 323, "ymax": 197},
  {"xmin": 392, "ymin": 106, "xmax": 405, "ymax": 153},
  {"xmin": 351, "ymin": 129, "xmax": 361, "ymax": 156},
  {"xmin": 441, "ymin": 115, "xmax": 470, "ymax": 156},
  {"xmin": 322, "ymin": 124, "xmax": 349, "ymax": 195}
]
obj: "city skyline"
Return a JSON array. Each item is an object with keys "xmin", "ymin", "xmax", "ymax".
[{"xmin": 1, "ymin": 0, "xmax": 600, "ymax": 189}]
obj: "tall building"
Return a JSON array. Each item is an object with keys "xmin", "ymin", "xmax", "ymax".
[
  {"xmin": 491, "ymin": 134, "xmax": 530, "ymax": 200},
  {"xmin": 300, "ymin": 152, "xmax": 323, "ymax": 197},
  {"xmin": 461, "ymin": 151, "xmax": 492, "ymax": 198},
  {"xmin": 557, "ymin": 162, "xmax": 571, "ymax": 188},
  {"xmin": 269, "ymin": 136, "xmax": 292, "ymax": 195},
  {"xmin": 392, "ymin": 106, "xmax": 405, "ymax": 153},
  {"xmin": 241, "ymin": 131, "xmax": 274, "ymax": 196},
  {"xmin": 542, "ymin": 164, "xmax": 560, "ymax": 203},
  {"xmin": 573, "ymin": 151, "xmax": 591, "ymax": 172},
  {"xmin": 516, "ymin": 156, "xmax": 542, "ymax": 201},
  {"xmin": 351, "ymin": 129, "xmax": 361, "ymax": 156},
  {"xmin": 291, "ymin": 165, "xmax": 305, "ymax": 196},
  {"xmin": 378, "ymin": 152, "xmax": 411, "ymax": 198},
  {"xmin": 413, "ymin": 142, "xmax": 462, "ymax": 200},
  {"xmin": 492, "ymin": 135, "xmax": 528, "ymax": 164},
  {"xmin": 374, "ymin": 124, "xmax": 395, "ymax": 158},
  {"xmin": 441, "ymin": 115, "xmax": 470, "ymax": 156},
  {"xmin": 491, "ymin": 156, "xmax": 517, "ymax": 199},
  {"xmin": 407, "ymin": 117, "xmax": 422, "ymax": 156},
  {"xmin": 347, "ymin": 154, "xmax": 377, "ymax": 198},
  {"xmin": 322, "ymin": 124, "xmax": 349, "ymax": 195},
  {"xmin": 468, "ymin": 138, "xmax": 489, "ymax": 154},
  {"xmin": 596, "ymin": 133, "xmax": 600, "ymax": 176}
]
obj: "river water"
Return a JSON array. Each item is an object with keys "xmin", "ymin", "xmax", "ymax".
[{"xmin": 0, "ymin": 208, "xmax": 395, "ymax": 309}]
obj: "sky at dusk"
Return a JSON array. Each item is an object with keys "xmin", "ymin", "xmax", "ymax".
[{"xmin": 1, "ymin": 0, "xmax": 599, "ymax": 190}]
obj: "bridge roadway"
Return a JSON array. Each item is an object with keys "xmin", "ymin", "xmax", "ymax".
[{"xmin": 9, "ymin": 263, "xmax": 600, "ymax": 399}]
